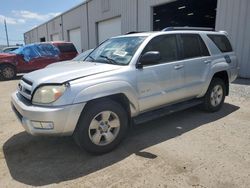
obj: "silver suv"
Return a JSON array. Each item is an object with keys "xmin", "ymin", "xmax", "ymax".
[{"xmin": 11, "ymin": 28, "xmax": 239, "ymax": 153}]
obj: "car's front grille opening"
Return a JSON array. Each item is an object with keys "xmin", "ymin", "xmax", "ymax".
[
  {"xmin": 22, "ymin": 77, "xmax": 33, "ymax": 86},
  {"xmin": 18, "ymin": 78, "xmax": 33, "ymax": 101}
]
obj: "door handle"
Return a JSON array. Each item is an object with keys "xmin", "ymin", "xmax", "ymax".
[
  {"xmin": 174, "ymin": 65, "xmax": 184, "ymax": 70},
  {"xmin": 204, "ymin": 60, "xmax": 212, "ymax": 64}
]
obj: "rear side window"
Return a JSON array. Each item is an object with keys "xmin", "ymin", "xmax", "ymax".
[
  {"xmin": 36, "ymin": 44, "xmax": 59, "ymax": 57},
  {"xmin": 179, "ymin": 34, "xmax": 210, "ymax": 59},
  {"xmin": 207, "ymin": 34, "xmax": 232, "ymax": 53},
  {"xmin": 143, "ymin": 34, "xmax": 178, "ymax": 64},
  {"xmin": 56, "ymin": 43, "xmax": 77, "ymax": 53}
]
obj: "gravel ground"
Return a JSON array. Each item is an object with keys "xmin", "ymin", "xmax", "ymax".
[{"xmin": 0, "ymin": 78, "xmax": 250, "ymax": 188}]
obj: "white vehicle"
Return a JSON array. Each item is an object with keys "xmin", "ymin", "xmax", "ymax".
[{"xmin": 12, "ymin": 28, "xmax": 239, "ymax": 153}]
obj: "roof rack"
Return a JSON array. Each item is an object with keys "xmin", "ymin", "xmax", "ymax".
[
  {"xmin": 162, "ymin": 27, "xmax": 215, "ymax": 32},
  {"xmin": 126, "ymin": 31, "xmax": 145, "ymax": 35}
]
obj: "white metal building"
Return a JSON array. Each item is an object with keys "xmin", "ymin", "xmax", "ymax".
[{"xmin": 24, "ymin": 0, "xmax": 250, "ymax": 78}]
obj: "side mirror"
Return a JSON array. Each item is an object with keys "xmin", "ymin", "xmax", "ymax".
[{"xmin": 137, "ymin": 51, "xmax": 161, "ymax": 68}]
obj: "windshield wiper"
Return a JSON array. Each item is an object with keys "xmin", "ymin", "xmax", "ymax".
[
  {"xmin": 100, "ymin": 55, "xmax": 123, "ymax": 65},
  {"xmin": 88, "ymin": 55, "xmax": 95, "ymax": 61}
]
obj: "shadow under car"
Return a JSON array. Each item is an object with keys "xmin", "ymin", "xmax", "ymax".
[{"xmin": 3, "ymin": 103, "xmax": 239, "ymax": 186}]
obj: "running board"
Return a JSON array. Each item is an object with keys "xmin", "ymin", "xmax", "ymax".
[{"xmin": 133, "ymin": 98, "xmax": 203, "ymax": 125}]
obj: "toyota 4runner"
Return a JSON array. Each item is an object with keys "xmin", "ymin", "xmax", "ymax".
[{"xmin": 11, "ymin": 28, "xmax": 239, "ymax": 154}]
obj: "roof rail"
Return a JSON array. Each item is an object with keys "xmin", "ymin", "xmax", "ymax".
[
  {"xmin": 162, "ymin": 27, "xmax": 215, "ymax": 32},
  {"xmin": 126, "ymin": 31, "xmax": 145, "ymax": 35}
]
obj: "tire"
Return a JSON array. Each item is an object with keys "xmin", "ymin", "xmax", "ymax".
[
  {"xmin": 203, "ymin": 78, "xmax": 226, "ymax": 112},
  {"xmin": 73, "ymin": 99, "xmax": 129, "ymax": 154},
  {"xmin": 0, "ymin": 65, "xmax": 16, "ymax": 80}
]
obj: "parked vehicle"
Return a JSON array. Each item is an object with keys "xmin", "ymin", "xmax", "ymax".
[
  {"xmin": 47, "ymin": 49, "xmax": 94, "ymax": 68},
  {"xmin": 11, "ymin": 28, "xmax": 239, "ymax": 154},
  {"xmin": 1, "ymin": 46, "xmax": 20, "ymax": 53},
  {"xmin": 0, "ymin": 42, "xmax": 77, "ymax": 80}
]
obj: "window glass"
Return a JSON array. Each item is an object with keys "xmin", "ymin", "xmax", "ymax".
[
  {"xmin": 208, "ymin": 34, "xmax": 232, "ymax": 53},
  {"xmin": 36, "ymin": 44, "xmax": 59, "ymax": 57},
  {"xmin": 180, "ymin": 34, "xmax": 206, "ymax": 59},
  {"xmin": 22, "ymin": 46, "xmax": 40, "ymax": 62},
  {"xmin": 143, "ymin": 35, "xmax": 178, "ymax": 64},
  {"xmin": 57, "ymin": 43, "xmax": 77, "ymax": 53}
]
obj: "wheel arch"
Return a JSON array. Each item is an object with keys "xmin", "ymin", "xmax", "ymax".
[
  {"xmin": 73, "ymin": 81, "xmax": 139, "ymax": 117},
  {"xmin": 212, "ymin": 71, "xmax": 229, "ymax": 96}
]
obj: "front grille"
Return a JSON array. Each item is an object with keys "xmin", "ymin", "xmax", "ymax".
[
  {"xmin": 18, "ymin": 78, "xmax": 33, "ymax": 101},
  {"xmin": 22, "ymin": 77, "xmax": 33, "ymax": 86}
]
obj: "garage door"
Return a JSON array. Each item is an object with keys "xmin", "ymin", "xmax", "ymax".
[
  {"xmin": 69, "ymin": 28, "xmax": 82, "ymax": 53},
  {"xmin": 153, "ymin": 0, "xmax": 217, "ymax": 31},
  {"xmin": 98, "ymin": 17, "xmax": 121, "ymax": 44},
  {"xmin": 51, "ymin": 33, "xmax": 59, "ymax": 41}
]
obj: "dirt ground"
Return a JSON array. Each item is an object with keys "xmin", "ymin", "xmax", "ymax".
[{"xmin": 0, "ymin": 77, "xmax": 249, "ymax": 188}]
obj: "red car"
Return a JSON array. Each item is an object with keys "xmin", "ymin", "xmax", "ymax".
[{"xmin": 0, "ymin": 42, "xmax": 78, "ymax": 80}]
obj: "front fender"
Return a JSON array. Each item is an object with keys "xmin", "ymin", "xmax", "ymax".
[{"xmin": 73, "ymin": 81, "xmax": 139, "ymax": 116}]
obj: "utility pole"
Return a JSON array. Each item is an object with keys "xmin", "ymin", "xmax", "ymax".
[{"xmin": 4, "ymin": 19, "xmax": 9, "ymax": 47}]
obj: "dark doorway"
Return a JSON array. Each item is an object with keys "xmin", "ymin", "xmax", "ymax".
[
  {"xmin": 40, "ymin": 37, "xmax": 46, "ymax": 42},
  {"xmin": 153, "ymin": 0, "xmax": 217, "ymax": 31}
]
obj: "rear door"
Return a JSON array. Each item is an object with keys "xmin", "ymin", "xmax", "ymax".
[
  {"xmin": 178, "ymin": 34, "xmax": 211, "ymax": 98},
  {"xmin": 136, "ymin": 34, "xmax": 186, "ymax": 112}
]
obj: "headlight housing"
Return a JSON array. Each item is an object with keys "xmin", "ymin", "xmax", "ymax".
[{"xmin": 32, "ymin": 85, "xmax": 66, "ymax": 104}]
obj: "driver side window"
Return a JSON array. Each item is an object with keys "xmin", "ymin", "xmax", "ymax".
[
  {"xmin": 142, "ymin": 34, "xmax": 178, "ymax": 65},
  {"xmin": 22, "ymin": 46, "xmax": 39, "ymax": 62}
]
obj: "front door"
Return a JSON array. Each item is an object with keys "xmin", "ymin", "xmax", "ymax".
[{"xmin": 136, "ymin": 34, "xmax": 186, "ymax": 112}]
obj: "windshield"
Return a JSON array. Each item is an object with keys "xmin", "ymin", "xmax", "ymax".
[
  {"xmin": 85, "ymin": 36, "xmax": 146, "ymax": 65},
  {"xmin": 11, "ymin": 46, "xmax": 24, "ymax": 54}
]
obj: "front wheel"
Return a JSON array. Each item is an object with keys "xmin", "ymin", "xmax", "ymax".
[
  {"xmin": 0, "ymin": 65, "xmax": 16, "ymax": 80},
  {"xmin": 73, "ymin": 99, "xmax": 128, "ymax": 154},
  {"xmin": 203, "ymin": 78, "xmax": 226, "ymax": 112}
]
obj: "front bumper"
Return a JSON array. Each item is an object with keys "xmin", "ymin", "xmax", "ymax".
[{"xmin": 11, "ymin": 91, "xmax": 85, "ymax": 136}]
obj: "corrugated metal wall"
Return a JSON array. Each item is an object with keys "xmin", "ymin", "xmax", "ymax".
[
  {"xmin": 137, "ymin": 0, "xmax": 175, "ymax": 31},
  {"xmin": 216, "ymin": 0, "xmax": 250, "ymax": 78},
  {"xmin": 62, "ymin": 4, "xmax": 89, "ymax": 51},
  {"xmin": 37, "ymin": 24, "xmax": 47, "ymax": 41},
  {"xmin": 47, "ymin": 16, "xmax": 63, "ymax": 41}
]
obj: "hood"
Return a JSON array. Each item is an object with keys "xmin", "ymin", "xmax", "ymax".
[
  {"xmin": 23, "ymin": 61, "xmax": 122, "ymax": 86},
  {"xmin": 0, "ymin": 53, "xmax": 16, "ymax": 59},
  {"xmin": 46, "ymin": 60, "xmax": 78, "ymax": 68}
]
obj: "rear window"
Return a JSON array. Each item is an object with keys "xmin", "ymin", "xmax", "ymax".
[
  {"xmin": 180, "ymin": 34, "xmax": 210, "ymax": 59},
  {"xmin": 207, "ymin": 34, "xmax": 233, "ymax": 53},
  {"xmin": 56, "ymin": 43, "xmax": 77, "ymax": 53}
]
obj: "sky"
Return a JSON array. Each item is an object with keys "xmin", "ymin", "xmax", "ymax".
[{"xmin": 0, "ymin": 0, "xmax": 84, "ymax": 45}]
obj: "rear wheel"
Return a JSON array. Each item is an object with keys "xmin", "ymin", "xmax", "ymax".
[
  {"xmin": 203, "ymin": 78, "xmax": 226, "ymax": 112},
  {"xmin": 73, "ymin": 99, "xmax": 128, "ymax": 154},
  {"xmin": 0, "ymin": 65, "xmax": 16, "ymax": 80}
]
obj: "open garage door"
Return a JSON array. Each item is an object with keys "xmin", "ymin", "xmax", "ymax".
[
  {"xmin": 69, "ymin": 28, "xmax": 82, "ymax": 53},
  {"xmin": 51, "ymin": 33, "xmax": 59, "ymax": 41},
  {"xmin": 98, "ymin": 17, "xmax": 121, "ymax": 44},
  {"xmin": 153, "ymin": 0, "xmax": 217, "ymax": 31}
]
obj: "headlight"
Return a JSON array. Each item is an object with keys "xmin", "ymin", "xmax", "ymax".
[{"xmin": 32, "ymin": 85, "xmax": 66, "ymax": 104}]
